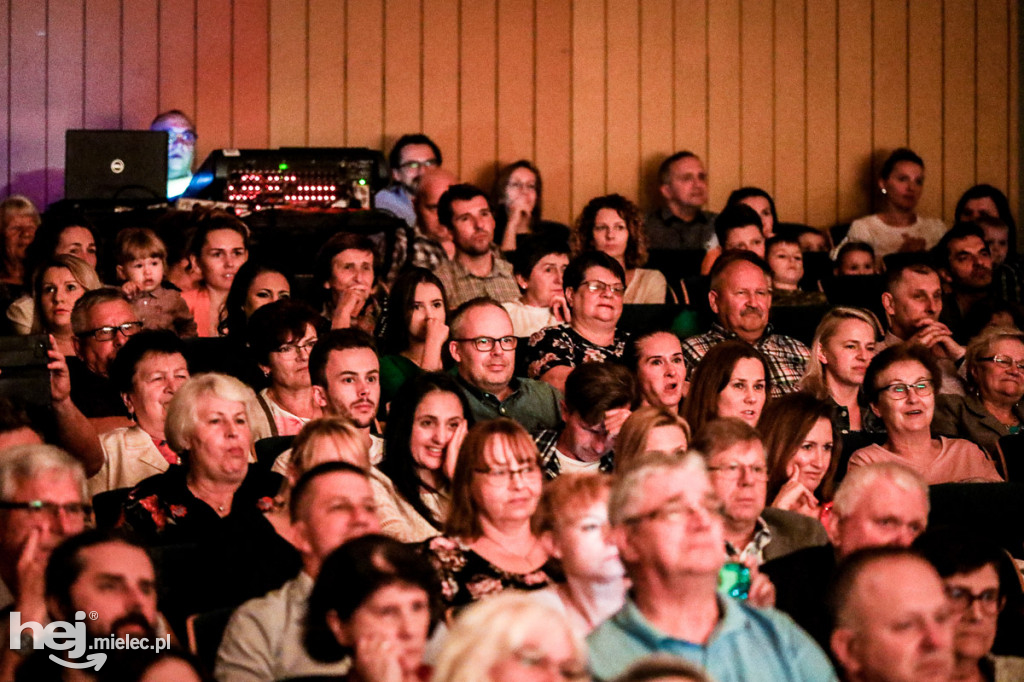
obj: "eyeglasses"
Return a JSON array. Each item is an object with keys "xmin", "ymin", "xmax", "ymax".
[
  {"xmin": 398, "ymin": 159, "xmax": 437, "ymax": 171},
  {"xmin": 579, "ymin": 280, "xmax": 626, "ymax": 296},
  {"xmin": 453, "ymin": 335, "xmax": 518, "ymax": 352},
  {"xmin": 0, "ymin": 500, "xmax": 92, "ymax": 519},
  {"xmin": 945, "ymin": 586, "xmax": 1003, "ymax": 615},
  {"xmin": 707, "ymin": 463, "xmax": 770, "ymax": 482},
  {"xmin": 512, "ymin": 648, "xmax": 589, "ymax": 682},
  {"xmin": 507, "ymin": 181, "xmax": 537, "ymax": 192},
  {"xmin": 474, "ymin": 463, "xmax": 540, "ymax": 485},
  {"xmin": 978, "ymin": 355, "xmax": 1024, "ymax": 372},
  {"xmin": 166, "ymin": 131, "xmax": 197, "ymax": 145},
  {"xmin": 621, "ymin": 494, "xmax": 724, "ymax": 527},
  {"xmin": 78, "ymin": 321, "xmax": 144, "ymax": 342},
  {"xmin": 272, "ymin": 338, "xmax": 318, "ymax": 357},
  {"xmin": 878, "ymin": 379, "xmax": 934, "ymax": 400}
]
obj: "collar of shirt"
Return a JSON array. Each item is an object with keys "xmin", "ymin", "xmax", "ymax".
[
  {"xmin": 724, "ymin": 516, "xmax": 772, "ymax": 564},
  {"xmin": 710, "ymin": 321, "xmax": 773, "ymax": 345},
  {"xmin": 449, "ymin": 246, "xmax": 513, "ymax": 280},
  {"xmin": 149, "ymin": 435, "xmax": 181, "ymax": 465},
  {"xmin": 614, "ymin": 592, "xmax": 747, "ymax": 649},
  {"xmin": 456, "ymin": 373, "xmax": 520, "ymax": 404}
]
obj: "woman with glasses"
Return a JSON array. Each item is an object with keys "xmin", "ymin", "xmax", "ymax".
[
  {"xmin": 423, "ymin": 418, "xmax": 553, "ymax": 611},
  {"xmin": 378, "ymin": 268, "xmax": 449, "ymax": 412},
  {"xmin": 573, "ymin": 194, "xmax": 672, "ymax": 304},
  {"xmin": 525, "ymin": 251, "xmax": 629, "ymax": 394},
  {"xmin": 847, "ymin": 345, "xmax": 1002, "ymax": 484},
  {"xmin": 493, "ymin": 160, "xmax": 543, "ymax": 253},
  {"xmin": 246, "ymin": 300, "xmax": 326, "ymax": 437},
  {"xmin": 934, "ymin": 327, "xmax": 1024, "ymax": 461},
  {"xmin": 374, "ymin": 373, "xmax": 469, "ymax": 543},
  {"xmin": 759, "ymin": 393, "xmax": 840, "ymax": 520}
]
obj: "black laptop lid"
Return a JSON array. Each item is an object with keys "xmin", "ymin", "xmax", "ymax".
[{"xmin": 64, "ymin": 130, "xmax": 168, "ymax": 201}]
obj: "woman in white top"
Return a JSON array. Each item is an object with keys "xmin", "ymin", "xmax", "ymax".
[
  {"xmin": 836, "ymin": 147, "xmax": 946, "ymax": 262},
  {"xmin": 573, "ymin": 194, "xmax": 673, "ymax": 304}
]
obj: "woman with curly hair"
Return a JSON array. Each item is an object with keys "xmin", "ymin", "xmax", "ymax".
[{"xmin": 574, "ymin": 194, "xmax": 673, "ymax": 304}]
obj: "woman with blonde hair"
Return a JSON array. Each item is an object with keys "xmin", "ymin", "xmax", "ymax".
[
  {"xmin": 431, "ymin": 592, "xmax": 588, "ymax": 682},
  {"xmin": 799, "ymin": 306, "xmax": 883, "ymax": 433},
  {"xmin": 534, "ymin": 472, "xmax": 626, "ymax": 638},
  {"xmin": 614, "ymin": 406, "xmax": 691, "ymax": 473},
  {"xmin": 423, "ymin": 418, "xmax": 553, "ymax": 611},
  {"xmin": 19, "ymin": 255, "xmax": 102, "ymax": 355}
]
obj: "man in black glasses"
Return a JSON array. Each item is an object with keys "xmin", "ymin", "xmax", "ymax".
[
  {"xmin": 68, "ymin": 288, "xmax": 144, "ymax": 422},
  {"xmin": 375, "ymin": 133, "xmax": 443, "ymax": 228},
  {"xmin": 0, "ymin": 445, "xmax": 88, "ymax": 674},
  {"xmin": 150, "ymin": 109, "xmax": 197, "ymax": 201},
  {"xmin": 449, "ymin": 298, "xmax": 561, "ymax": 437}
]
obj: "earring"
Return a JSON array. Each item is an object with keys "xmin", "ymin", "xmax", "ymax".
[{"xmin": 881, "ymin": 188, "xmax": 887, "ymax": 195}]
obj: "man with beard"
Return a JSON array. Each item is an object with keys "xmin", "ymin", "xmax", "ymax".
[
  {"xmin": 375, "ymin": 134, "xmax": 442, "ymax": 228},
  {"xmin": 828, "ymin": 548, "xmax": 956, "ymax": 682},
  {"xmin": 10, "ymin": 530, "xmax": 163, "ymax": 679},
  {"xmin": 680, "ymin": 251, "xmax": 810, "ymax": 396},
  {"xmin": 935, "ymin": 223, "xmax": 997, "ymax": 344},
  {"xmin": 435, "ymin": 184, "xmax": 520, "ymax": 309},
  {"xmin": 307, "ymin": 329, "xmax": 384, "ymax": 465}
]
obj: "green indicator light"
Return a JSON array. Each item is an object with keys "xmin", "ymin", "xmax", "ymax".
[
  {"xmin": 279, "ymin": 163, "xmax": 288, "ymax": 171},
  {"xmin": 358, "ymin": 178, "xmax": 367, "ymax": 186}
]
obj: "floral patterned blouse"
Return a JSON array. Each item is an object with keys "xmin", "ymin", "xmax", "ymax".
[
  {"xmin": 524, "ymin": 325, "xmax": 630, "ymax": 380},
  {"xmin": 423, "ymin": 535, "xmax": 555, "ymax": 611}
]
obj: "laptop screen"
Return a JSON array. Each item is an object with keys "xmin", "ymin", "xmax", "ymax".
[{"xmin": 64, "ymin": 130, "xmax": 169, "ymax": 201}]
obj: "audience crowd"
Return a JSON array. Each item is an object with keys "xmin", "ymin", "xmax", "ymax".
[{"xmin": 0, "ymin": 126, "xmax": 1022, "ymax": 682}]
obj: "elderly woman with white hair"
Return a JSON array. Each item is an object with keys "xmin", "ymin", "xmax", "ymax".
[
  {"xmin": 431, "ymin": 591, "xmax": 589, "ymax": 682},
  {"xmin": 118, "ymin": 372, "xmax": 275, "ymax": 543}
]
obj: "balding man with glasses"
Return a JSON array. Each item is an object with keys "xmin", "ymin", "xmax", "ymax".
[
  {"xmin": 587, "ymin": 450, "xmax": 837, "ymax": 682},
  {"xmin": 449, "ymin": 298, "xmax": 561, "ymax": 437},
  {"xmin": 68, "ymin": 288, "xmax": 144, "ymax": 423}
]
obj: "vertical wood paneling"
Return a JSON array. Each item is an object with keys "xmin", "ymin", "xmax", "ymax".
[
  {"xmin": 707, "ymin": 0, "xmax": 741, "ymax": 210},
  {"xmin": 739, "ymin": 0, "xmax": 774, "ymax": 191},
  {"xmin": 871, "ymin": 1, "xmax": 908, "ymax": 168},
  {"xmin": 459, "ymin": 1, "xmax": 497, "ymax": 187},
  {"xmin": 196, "ymin": 0, "xmax": 232, "ymax": 167},
  {"xmin": 420, "ymin": 0, "xmax": 459, "ymax": 171},
  {"xmin": 121, "ymin": 0, "xmax": 158, "ymax": 130},
  {"xmin": 308, "ymin": 0, "xmax": 346, "ymax": 147},
  {"xmin": 8, "ymin": 1, "xmax": 47, "ymax": 200},
  {"xmin": 571, "ymin": 0, "xmax": 606, "ymax": 213},
  {"xmin": 805, "ymin": 0, "xmax": 838, "ymax": 226},
  {"xmin": 639, "ymin": 0, "xmax": 674, "ymax": 210},
  {"xmin": 674, "ymin": 0, "xmax": 708, "ymax": 160},
  {"xmin": 83, "ymin": 0, "xmax": 120, "ymax": 129},
  {"xmin": 0, "ymin": 0, "xmax": 1017, "ymax": 231},
  {"xmin": 943, "ymin": 0, "xmax": 977, "ymax": 220},
  {"xmin": 907, "ymin": 0, "xmax": 943, "ymax": 220},
  {"xmin": 496, "ymin": 0, "xmax": 535, "ymax": 166},
  {"xmin": 157, "ymin": 0, "xmax": 196, "ymax": 116},
  {"xmin": 773, "ymin": 0, "xmax": 806, "ymax": 223},
  {"xmin": 268, "ymin": 0, "xmax": 308, "ymax": 147},
  {"xmin": 976, "ymin": 0, "xmax": 1010, "ymax": 189},
  {"xmin": 534, "ymin": 0, "xmax": 572, "ymax": 223},
  {"xmin": 231, "ymin": 0, "xmax": 269, "ymax": 149},
  {"xmin": 47, "ymin": 0, "xmax": 85, "ymax": 205},
  {"xmin": 836, "ymin": 0, "xmax": 872, "ymax": 221},
  {"xmin": 382, "ymin": 0, "xmax": 421, "ymax": 145},
  {"xmin": 345, "ymin": 0, "xmax": 384, "ymax": 150},
  {"xmin": 605, "ymin": 0, "xmax": 640, "ymax": 201}
]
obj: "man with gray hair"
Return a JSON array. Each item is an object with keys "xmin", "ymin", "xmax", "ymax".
[
  {"xmin": 762, "ymin": 461, "xmax": 931, "ymax": 648},
  {"xmin": 0, "ymin": 445, "xmax": 89, "ymax": 676},
  {"xmin": 587, "ymin": 451, "xmax": 836, "ymax": 681}
]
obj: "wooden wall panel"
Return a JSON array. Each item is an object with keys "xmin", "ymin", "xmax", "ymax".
[
  {"xmin": 47, "ymin": 0, "xmax": 86, "ymax": 205},
  {"xmin": 308, "ymin": 0, "xmax": 346, "ymax": 147},
  {"xmin": 0, "ymin": 0, "xmax": 1018, "ymax": 232}
]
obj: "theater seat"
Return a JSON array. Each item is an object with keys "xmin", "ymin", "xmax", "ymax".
[
  {"xmin": 91, "ymin": 487, "xmax": 131, "ymax": 529},
  {"xmin": 186, "ymin": 607, "xmax": 236, "ymax": 674}
]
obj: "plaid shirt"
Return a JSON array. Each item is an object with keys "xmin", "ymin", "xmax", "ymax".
[
  {"xmin": 436, "ymin": 249, "xmax": 521, "ymax": 309},
  {"xmin": 724, "ymin": 516, "xmax": 773, "ymax": 566},
  {"xmin": 535, "ymin": 428, "xmax": 615, "ymax": 479},
  {"xmin": 408, "ymin": 233, "xmax": 450, "ymax": 272},
  {"xmin": 680, "ymin": 322, "xmax": 810, "ymax": 397}
]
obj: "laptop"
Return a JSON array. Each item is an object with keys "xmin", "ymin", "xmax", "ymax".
[{"xmin": 64, "ymin": 130, "xmax": 168, "ymax": 201}]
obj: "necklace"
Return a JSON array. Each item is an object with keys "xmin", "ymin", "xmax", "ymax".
[{"xmin": 476, "ymin": 534, "xmax": 540, "ymax": 571}]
